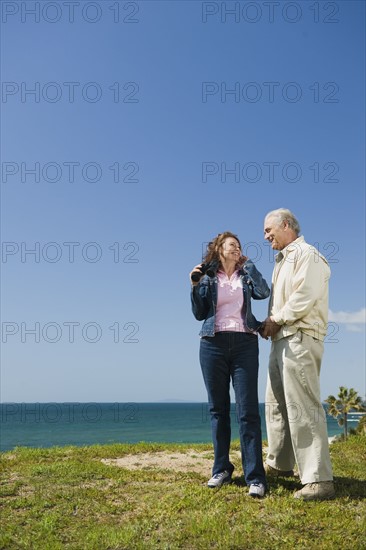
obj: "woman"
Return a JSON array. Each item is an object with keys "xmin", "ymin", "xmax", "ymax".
[{"xmin": 190, "ymin": 232, "xmax": 269, "ymax": 497}]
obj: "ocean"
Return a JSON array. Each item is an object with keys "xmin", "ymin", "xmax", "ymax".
[{"xmin": 0, "ymin": 402, "xmax": 352, "ymax": 453}]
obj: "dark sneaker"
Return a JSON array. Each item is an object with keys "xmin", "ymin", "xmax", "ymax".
[
  {"xmin": 207, "ymin": 470, "xmax": 232, "ymax": 488},
  {"xmin": 265, "ymin": 464, "xmax": 294, "ymax": 477},
  {"xmin": 294, "ymin": 481, "xmax": 335, "ymax": 501},
  {"xmin": 249, "ymin": 483, "xmax": 266, "ymax": 498}
]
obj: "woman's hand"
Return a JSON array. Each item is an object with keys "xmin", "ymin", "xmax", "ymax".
[
  {"xmin": 238, "ymin": 255, "xmax": 249, "ymax": 267},
  {"xmin": 190, "ymin": 264, "xmax": 204, "ymax": 286}
]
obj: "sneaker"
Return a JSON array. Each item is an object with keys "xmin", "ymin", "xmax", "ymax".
[
  {"xmin": 264, "ymin": 464, "xmax": 294, "ymax": 478},
  {"xmin": 249, "ymin": 483, "xmax": 266, "ymax": 498},
  {"xmin": 207, "ymin": 470, "xmax": 232, "ymax": 488},
  {"xmin": 294, "ymin": 481, "xmax": 335, "ymax": 501}
]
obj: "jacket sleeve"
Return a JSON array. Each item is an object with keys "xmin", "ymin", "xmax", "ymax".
[
  {"xmin": 243, "ymin": 259, "xmax": 270, "ymax": 300},
  {"xmin": 191, "ymin": 278, "xmax": 210, "ymax": 320},
  {"xmin": 272, "ymin": 252, "xmax": 330, "ymax": 325}
]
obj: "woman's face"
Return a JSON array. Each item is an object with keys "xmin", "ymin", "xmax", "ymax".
[{"xmin": 219, "ymin": 237, "xmax": 241, "ymax": 264}]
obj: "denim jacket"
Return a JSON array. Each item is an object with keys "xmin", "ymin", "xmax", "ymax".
[{"xmin": 191, "ymin": 259, "xmax": 270, "ymax": 337}]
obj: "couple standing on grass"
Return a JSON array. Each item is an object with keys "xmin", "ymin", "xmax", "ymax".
[{"xmin": 190, "ymin": 208, "xmax": 335, "ymax": 501}]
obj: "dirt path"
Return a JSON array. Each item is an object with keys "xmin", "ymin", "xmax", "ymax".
[{"xmin": 102, "ymin": 449, "xmax": 242, "ymax": 476}]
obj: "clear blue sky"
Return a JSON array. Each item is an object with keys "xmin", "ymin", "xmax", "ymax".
[{"xmin": 1, "ymin": 0, "xmax": 365, "ymax": 403}]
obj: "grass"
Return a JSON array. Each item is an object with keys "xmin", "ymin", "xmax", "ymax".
[{"xmin": 1, "ymin": 437, "xmax": 365, "ymax": 549}]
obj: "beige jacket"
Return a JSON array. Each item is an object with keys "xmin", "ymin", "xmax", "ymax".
[{"xmin": 269, "ymin": 236, "xmax": 330, "ymax": 341}]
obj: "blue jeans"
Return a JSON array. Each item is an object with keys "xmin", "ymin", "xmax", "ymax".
[{"xmin": 200, "ymin": 332, "xmax": 266, "ymax": 486}]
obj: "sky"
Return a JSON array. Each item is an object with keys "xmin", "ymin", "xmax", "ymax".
[{"xmin": 1, "ymin": 0, "xmax": 365, "ymax": 405}]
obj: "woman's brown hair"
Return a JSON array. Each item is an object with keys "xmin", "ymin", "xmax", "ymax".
[{"xmin": 203, "ymin": 231, "xmax": 247, "ymax": 269}]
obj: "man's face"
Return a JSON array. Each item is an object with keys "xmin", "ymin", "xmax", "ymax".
[{"xmin": 264, "ymin": 216, "xmax": 289, "ymax": 250}]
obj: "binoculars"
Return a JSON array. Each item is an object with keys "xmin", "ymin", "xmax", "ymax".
[{"xmin": 191, "ymin": 262, "xmax": 216, "ymax": 282}]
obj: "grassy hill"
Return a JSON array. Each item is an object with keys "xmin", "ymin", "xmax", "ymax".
[{"xmin": 1, "ymin": 436, "xmax": 365, "ymax": 549}]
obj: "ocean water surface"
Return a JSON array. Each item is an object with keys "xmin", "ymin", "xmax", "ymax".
[{"xmin": 0, "ymin": 402, "xmax": 349, "ymax": 452}]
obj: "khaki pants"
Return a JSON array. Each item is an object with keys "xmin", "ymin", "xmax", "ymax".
[{"xmin": 265, "ymin": 331, "xmax": 333, "ymax": 484}]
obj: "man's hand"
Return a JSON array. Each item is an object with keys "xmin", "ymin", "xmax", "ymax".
[{"xmin": 259, "ymin": 317, "xmax": 281, "ymax": 340}]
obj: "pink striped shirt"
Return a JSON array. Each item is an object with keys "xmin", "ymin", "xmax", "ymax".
[{"xmin": 214, "ymin": 270, "xmax": 249, "ymax": 333}]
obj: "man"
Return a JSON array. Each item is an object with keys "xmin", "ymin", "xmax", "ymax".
[{"xmin": 261, "ymin": 208, "xmax": 335, "ymax": 501}]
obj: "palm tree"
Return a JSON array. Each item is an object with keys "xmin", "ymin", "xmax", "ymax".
[{"xmin": 325, "ymin": 386, "xmax": 366, "ymax": 440}]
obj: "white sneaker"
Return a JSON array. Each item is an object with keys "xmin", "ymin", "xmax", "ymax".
[
  {"xmin": 207, "ymin": 470, "xmax": 232, "ymax": 488},
  {"xmin": 249, "ymin": 483, "xmax": 266, "ymax": 498}
]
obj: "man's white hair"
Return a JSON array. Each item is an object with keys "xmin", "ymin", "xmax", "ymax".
[{"xmin": 265, "ymin": 208, "xmax": 301, "ymax": 236}]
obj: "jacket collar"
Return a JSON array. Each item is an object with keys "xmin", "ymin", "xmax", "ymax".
[{"xmin": 275, "ymin": 235, "xmax": 304, "ymax": 262}]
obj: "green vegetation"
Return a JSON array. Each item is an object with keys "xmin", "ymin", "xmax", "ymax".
[
  {"xmin": 355, "ymin": 413, "xmax": 366, "ymax": 436},
  {"xmin": 1, "ymin": 437, "xmax": 365, "ymax": 549},
  {"xmin": 325, "ymin": 386, "xmax": 366, "ymax": 439}
]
